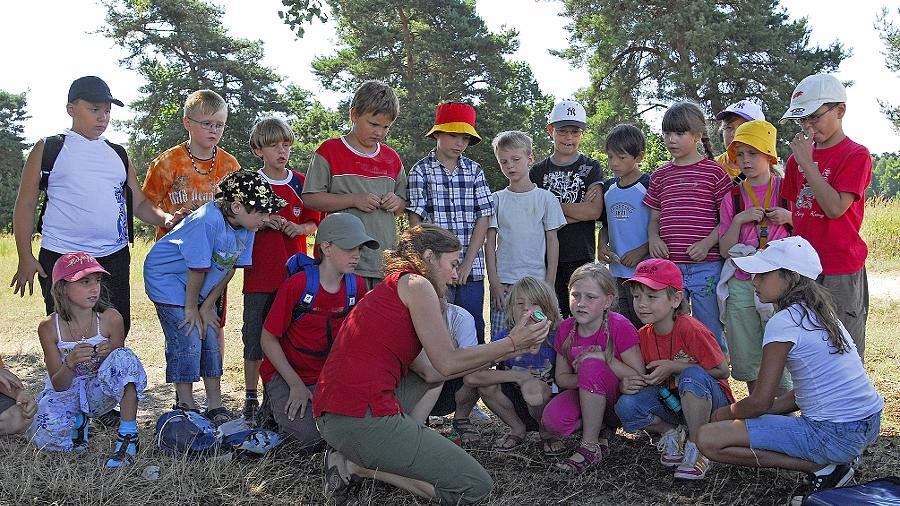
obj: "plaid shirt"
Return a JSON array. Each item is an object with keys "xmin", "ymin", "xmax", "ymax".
[{"xmin": 407, "ymin": 151, "xmax": 494, "ymax": 279}]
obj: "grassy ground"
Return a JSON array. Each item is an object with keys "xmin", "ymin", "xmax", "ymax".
[{"xmin": 1, "ymin": 198, "xmax": 899, "ymax": 505}]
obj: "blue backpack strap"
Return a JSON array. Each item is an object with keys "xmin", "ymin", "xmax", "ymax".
[
  {"xmin": 290, "ymin": 261, "xmax": 320, "ymax": 322},
  {"xmin": 345, "ymin": 274, "xmax": 358, "ymax": 310}
]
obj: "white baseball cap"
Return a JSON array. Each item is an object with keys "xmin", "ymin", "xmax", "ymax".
[
  {"xmin": 780, "ymin": 74, "xmax": 847, "ymax": 122},
  {"xmin": 548, "ymin": 100, "xmax": 587, "ymax": 129},
  {"xmin": 731, "ymin": 236, "xmax": 822, "ymax": 280},
  {"xmin": 715, "ymin": 99, "xmax": 765, "ymax": 122}
]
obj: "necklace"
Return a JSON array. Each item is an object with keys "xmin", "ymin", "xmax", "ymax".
[
  {"xmin": 66, "ymin": 311, "xmax": 95, "ymax": 341},
  {"xmin": 184, "ymin": 142, "xmax": 216, "ymax": 176}
]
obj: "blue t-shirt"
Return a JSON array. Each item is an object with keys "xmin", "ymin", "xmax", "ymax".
[
  {"xmin": 497, "ymin": 328, "xmax": 557, "ymax": 383},
  {"xmin": 144, "ymin": 201, "xmax": 254, "ymax": 306},
  {"xmin": 602, "ymin": 174, "xmax": 651, "ymax": 278}
]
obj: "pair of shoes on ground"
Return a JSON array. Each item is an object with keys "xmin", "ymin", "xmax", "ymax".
[
  {"xmin": 789, "ymin": 464, "xmax": 854, "ymax": 506},
  {"xmin": 173, "ymin": 402, "xmax": 235, "ymax": 426},
  {"xmin": 658, "ymin": 426, "xmax": 711, "ymax": 480},
  {"xmin": 323, "ymin": 446, "xmax": 362, "ymax": 506}
]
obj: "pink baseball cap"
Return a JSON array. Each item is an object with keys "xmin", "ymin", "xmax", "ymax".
[
  {"xmin": 625, "ymin": 258, "xmax": 683, "ymax": 291},
  {"xmin": 52, "ymin": 252, "xmax": 109, "ymax": 284}
]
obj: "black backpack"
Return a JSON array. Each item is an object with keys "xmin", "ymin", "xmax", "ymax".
[{"xmin": 37, "ymin": 134, "xmax": 134, "ymax": 242}]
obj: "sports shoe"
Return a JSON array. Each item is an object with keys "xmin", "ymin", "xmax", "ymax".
[
  {"xmin": 470, "ymin": 405, "xmax": 492, "ymax": 425},
  {"xmin": 674, "ymin": 440, "xmax": 712, "ymax": 480},
  {"xmin": 656, "ymin": 426, "xmax": 685, "ymax": 467},
  {"xmin": 789, "ymin": 464, "xmax": 854, "ymax": 506},
  {"xmin": 105, "ymin": 432, "xmax": 140, "ymax": 468},
  {"xmin": 71, "ymin": 412, "xmax": 89, "ymax": 452},
  {"xmin": 242, "ymin": 398, "xmax": 259, "ymax": 428}
]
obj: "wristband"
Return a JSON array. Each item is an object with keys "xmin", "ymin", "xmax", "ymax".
[{"xmin": 507, "ymin": 334, "xmax": 518, "ymax": 352}]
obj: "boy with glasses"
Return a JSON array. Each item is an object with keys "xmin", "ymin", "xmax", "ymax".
[
  {"xmin": 143, "ymin": 89, "xmax": 241, "ymax": 239},
  {"xmin": 780, "ymin": 73, "xmax": 873, "ymax": 360}
]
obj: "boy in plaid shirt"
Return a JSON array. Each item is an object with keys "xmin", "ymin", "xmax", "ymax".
[{"xmin": 407, "ymin": 102, "xmax": 494, "ymax": 344}]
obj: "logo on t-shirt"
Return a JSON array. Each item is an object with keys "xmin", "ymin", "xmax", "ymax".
[
  {"xmin": 543, "ymin": 171, "xmax": 585, "ymax": 204},
  {"xmin": 611, "ymin": 202, "xmax": 636, "ymax": 221}
]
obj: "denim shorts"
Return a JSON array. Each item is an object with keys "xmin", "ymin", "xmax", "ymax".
[
  {"xmin": 156, "ymin": 304, "xmax": 223, "ymax": 383},
  {"xmin": 746, "ymin": 410, "xmax": 881, "ymax": 465}
]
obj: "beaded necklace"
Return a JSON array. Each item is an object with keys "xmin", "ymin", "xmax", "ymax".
[{"xmin": 184, "ymin": 142, "xmax": 216, "ymax": 176}]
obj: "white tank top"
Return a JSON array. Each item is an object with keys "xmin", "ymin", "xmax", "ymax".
[
  {"xmin": 40, "ymin": 129, "xmax": 129, "ymax": 257},
  {"xmin": 55, "ymin": 312, "xmax": 108, "ymax": 378}
]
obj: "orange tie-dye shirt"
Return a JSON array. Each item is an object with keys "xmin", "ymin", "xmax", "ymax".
[{"xmin": 142, "ymin": 143, "xmax": 241, "ymax": 239}]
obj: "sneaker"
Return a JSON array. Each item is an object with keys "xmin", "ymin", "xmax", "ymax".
[
  {"xmin": 105, "ymin": 432, "xmax": 140, "ymax": 468},
  {"xmin": 656, "ymin": 426, "xmax": 685, "ymax": 467},
  {"xmin": 674, "ymin": 440, "xmax": 712, "ymax": 480},
  {"xmin": 470, "ymin": 405, "xmax": 492, "ymax": 425},
  {"xmin": 204, "ymin": 406, "xmax": 235, "ymax": 426},
  {"xmin": 242, "ymin": 398, "xmax": 259, "ymax": 428},
  {"xmin": 94, "ymin": 408, "xmax": 120, "ymax": 431},
  {"xmin": 71, "ymin": 412, "xmax": 89, "ymax": 452},
  {"xmin": 789, "ymin": 465, "xmax": 854, "ymax": 506}
]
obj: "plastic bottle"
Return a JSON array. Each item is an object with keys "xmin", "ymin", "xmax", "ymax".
[{"xmin": 658, "ymin": 386, "xmax": 682, "ymax": 413}]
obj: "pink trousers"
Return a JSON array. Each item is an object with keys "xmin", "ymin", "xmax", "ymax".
[{"xmin": 542, "ymin": 358, "xmax": 621, "ymax": 437}]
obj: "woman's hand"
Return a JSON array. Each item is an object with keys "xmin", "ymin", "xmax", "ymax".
[{"xmin": 506, "ymin": 313, "xmax": 550, "ymax": 352}]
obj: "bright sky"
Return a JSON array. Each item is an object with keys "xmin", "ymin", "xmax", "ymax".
[{"xmin": 1, "ymin": 0, "xmax": 898, "ymax": 154}]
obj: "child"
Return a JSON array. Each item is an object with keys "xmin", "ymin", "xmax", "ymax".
[
  {"xmin": 698, "ymin": 236, "xmax": 883, "ymax": 504},
  {"xmin": 598, "ymin": 124, "xmax": 651, "ymax": 329},
  {"xmin": 463, "ymin": 277, "xmax": 562, "ymax": 454},
  {"xmin": 541, "ymin": 264, "xmax": 643, "ymax": 473},
  {"xmin": 615, "ymin": 258, "xmax": 733, "ymax": 480},
  {"xmin": 530, "ymin": 100, "xmax": 605, "ymax": 317},
  {"xmin": 258, "ymin": 213, "xmax": 374, "ymax": 447},
  {"xmin": 144, "ymin": 170, "xmax": 284, "ymax": 424},
  {"xmin": 644, "ymin": 101, "xmax": 732, "ymax": 354},
  {"xmin": 779, "ymin": 74, "xmax": 872, "ymax": 360},
  {"xmin": 302, "ymin": 80, "xmax": 408, "ymax": 288},
  {"xmin": 0, "ymin": 359, "xmax": 36, "ymax": 436},
  {"xmin": 142, "ymin": 89, "xmax": 241, "ymax": 239},
  {"xmin": 241, "ymin": 117, "xmax": 320, "ymax": 425},
  {"xmin": 408, "ymin": 102, "xmax": 494, "ymax": 344},
  {"xmin": 714, "ymin": 99, "xmax": 766, "ymax": 181},
  {"xmin": 10, "ymin": 76, "xmax": 179, "ymax": 335},
  {"xmin": 486, "ymin": 131, "xmax": 567, "ymax": 339},
  {"xmin": 717, "ymin": 120, "xmax": 792, "ymax": 395},
  {"xmin": 29, "ymin": 252, "xmax": 147, "ymax": 468}
]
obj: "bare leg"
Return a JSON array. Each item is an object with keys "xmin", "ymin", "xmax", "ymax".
[
  {"xmin": 578, "ymin": 389, "xmax": 607, "ymax": 445},
  {"xmin": 120, "ymin": 383, "xmax": 137, "ymax": 421},
  {"xmin": 0, "ymin": 406, "xmax": 30, "ymax": 435},
  {"xmin": 698, "ymin": 420, "xmax": 825, "ymax": 473},
  {"xmin": 681, "ymin": 391, "xmax": 712, "ymax": 441},
  {"xmin": 478, "ymin": 385, "xmax": 526, "ymax": 438},
  {"xmin": 175, "ymin": 382, "xmax": 196, "ymax": 409},
  {"xmin": 203, "ymin": 376, "xmax": 223, "ymax": 410},
  {"xmin": 335, "ymin": 449, "xmax": 436, "ymax": 500},
  {"xmin": 453, "ymin": 385, "xmax": 479, "ymax": 420}
]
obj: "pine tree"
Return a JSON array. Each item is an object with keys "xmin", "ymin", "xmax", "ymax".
[{"xmin": 0, "ymin": 91, "xmax": 29, "ymax": 231}]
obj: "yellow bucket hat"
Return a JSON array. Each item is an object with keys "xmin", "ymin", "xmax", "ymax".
[
  {"xmin": 728, "ymin": 120, "xmax": 778, "ymax": 165},
  {"xmin": 424, "ymin": 102, "xmax": 481, "ymax": 145}
]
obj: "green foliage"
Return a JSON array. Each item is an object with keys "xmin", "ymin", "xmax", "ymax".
[
  {"xmin": 0, "ymin": 91, "xmax": 29, "ymax": 231},
  {"xmin": 99, "ymin": 0, "xmax": 286, "ymax": 176},
  {"xmin": 870, "ymin": 152, "xmax": 900, "ymax": 199},
  {"xmin": 279, "ymin": 0, "xmax": 553, "ymax": 190},
  {"xmin": 861, "ymin": 195, "xmax": 900, "ymax": 272},
  {"xmin": 280, "ymin": 85, "xmax": 346, "ymax": 172},
  {"xmin": 876, "ymin": 7, "xmax": 900, "ymax": 134},
  {"xmin": 557, "ymin": 0, "xmax": 847, "ymax": 160}
]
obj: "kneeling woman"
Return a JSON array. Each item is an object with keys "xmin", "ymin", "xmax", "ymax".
[
  {"xmin": 697, "ymin": 237, "xmax": 883, "ymax": 504},
  {"xmin": 313, "ymin": 224, "xmax": 551, "ymax": 505}
]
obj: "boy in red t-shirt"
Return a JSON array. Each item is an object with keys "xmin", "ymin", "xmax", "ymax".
[
  {"xmin": 257, "ymin": 213, "xmax": 377, "ymax": 447},
  {"xmin": 241, "ymin": 118, "xmax": 320, "ymax": 425},
  {"xmin": 780, "ymin": 73, "xmax": 872, "ymax": 360},
  {"xmin": 614, "ymin": 259, "xmax": 733, "ymax": 481}
]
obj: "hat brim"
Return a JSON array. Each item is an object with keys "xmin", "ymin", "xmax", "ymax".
[
  {"xmin": 779, "ymin": 100, "xmax": 827, "ymax": 122},
  {"xmin": 323, "ymin": 237, "xmax": 381, "ymax": 250},
  {"xmin": 425, "ymin": 122, "xmax": 482, "ymax": 145},
  {"xmin": 624, "ymin": 276, "xmax": 674, "ymax": 291},
  {"xmin": 60, "ymin": 265, "xmax": 110, "ymax": 284},
  {"xmin": 731, "ymin": 254, "xmax": 780, "ymax": 275},
  {"xmin": 715, "ymin": 110, "xmax": 755, "ymax": 122},
  {"xmin": 75, "ymin": 93, "xmax": 124, "ymax": 107},
  {"xmin": 550, "ymin": 120, "xmax": 587, "ymax": 130}
]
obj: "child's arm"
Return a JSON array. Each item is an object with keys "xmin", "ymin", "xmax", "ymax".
[
  {"xmin": 763, "ymin": 206, "xmax": 792, "ymax": 227},
  {"xmin": 597, "ymin": 224, "xmax": 614, "ymax": 263},
  {"xmin": 463, "ymin": 368, "xmax": 533, "ymax": 388},
  {"xmin": 644, "ymin": 357, "xmax": 729, "ymax": 385},
  {"xmin": 92, "ymin": 309, "xmax": 127, "ymax": 362},
  {"xmin": 10, "ymin": 142, "xmax": 47, "ymax": 297},
  {"xmin": 127, "ymin": 163, "xmax": 181, "ymax": 229},
  {"xmin": 553, "ymin": 353, "xmax": 578, "ymax": 390},
  {"xmin": 571, "ymin": 344, "xmax": 644, "ymax": 380},
  {"xmin": 457, "ymin": 216, "xmax": 489, "ymax": 285},
  {"xmin": 789, "ymin": 134, "xmax": 856, "ymax": 218},
  {"xmin": 620, "ymin": 243, "xmax": 649, "ymax": 268},
  {"xmin": 485, "ymin": 228, "xmax": 504, "ymax": 307},
  {"xmin": 544, "ymin": 228, "xmax": 560, "ymax": 288},
  {"xmin": 302, "ymin": 191, "xmax": 381, "ymax": 214},
  {"xmin": 379, "ymin": 192, "xmax": 406, "ymax": 216},
  {"xmin": 259, "ymin": 328, "xmax": 313, "ymax": 420},
  {"xmin": 407, "ymin": 212, "xmax": 423, "ymax": 227},
  {"xmin": 719, "ymin": 206, "xmax": 765, "ymax": 257},
  {"xmin": 711, "ymin": 342, "xmax": 796, "ymax": 422},
  {"xmin": 647, "ymin": 209, "xmax": 669, "ymax": 258},
  {"xmin": 686, "ymin": 226, "xmax": 720, "ymax": 262},
  {"xmin": 197, "ymin": 269, "xmax": 235, "ymax": 341},
  {"xmin": 561, "ymin": 185, "xmax": 604, "ymax": 223}
]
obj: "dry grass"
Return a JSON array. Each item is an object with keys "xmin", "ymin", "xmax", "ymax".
[{"xmin": 0, "ymin": 233, "xmax": 898, "ymax": 505}]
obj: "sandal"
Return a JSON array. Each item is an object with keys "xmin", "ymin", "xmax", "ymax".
[
  {"xmin": 542, "ymin": 437, "xmax": 567, "ymax": 457},
  {"xmin": 323, "ymin": 447, "xmax": 361, "ymax": 506},
  {"xmin": 451, "ymin": 418, "xmax": 481, "ymax": 445},
  {"xmin": 494, "ymin": 433, "xmax": 526, "ymax": 452},
  {"xmin": 204, "ymin": 406, "xmax": 234, "ymax": 426},
  {"xmin": 554, "ymin": 442, "xmax": 607, "ymax": 473}
]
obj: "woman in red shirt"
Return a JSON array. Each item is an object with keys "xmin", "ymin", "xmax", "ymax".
[{"xmin": 314, "ymin": 224, "xmax": 551, "ymax": 505}]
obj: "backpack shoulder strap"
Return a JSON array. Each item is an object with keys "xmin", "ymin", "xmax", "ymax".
[
  {"xmin": 345, "ymin": 274, "xmax": 358, "ymax": 311},
  {"xmin": 291, "ymin": 263, "xmax": 320, "ymax": 322},
  {"xmin": 39, "ymin": 134, "xmax": 66, "ymax": 191},
  {"xmin": 730, "ymin": 184, "xmax": 744, "ymax": 218}
]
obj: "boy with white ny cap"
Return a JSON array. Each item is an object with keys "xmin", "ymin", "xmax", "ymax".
[{"xmin": 714, "ymin": 99, "xmax": 766, "ymax": 181}]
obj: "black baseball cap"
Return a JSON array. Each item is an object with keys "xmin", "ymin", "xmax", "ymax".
[{"xmin": 68, "ymin": 76, "xmax": 124, "ymax": 107}]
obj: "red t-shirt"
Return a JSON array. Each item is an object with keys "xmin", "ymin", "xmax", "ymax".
[
  {"xmin": 259, "ymin": 270, "xmax": 367, "ymax": 385},
  {"xmin": 782, "ymin": 137, "xmax": 872, "ymax": 275},
  {"xmin": 639, "ymin": 315, "xmax": 734, "ymax": 402},
  {"xmin": 643, "ymin": 159, "xmax": 732, "ymax": 263},
  {"xmin": 243, "ymin": 170, "xmax": 321, "ymax": 293},
  {"xmin": 313, "ymin": 270, "xmax": 422, "ymax": 418}
]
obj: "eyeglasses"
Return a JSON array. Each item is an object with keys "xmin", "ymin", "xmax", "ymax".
[
  {"xmin": 187, "ymin": 117, "xmax": 226, "ymax": 132},
  {"xmin": 793, "ymin": 103, "xmax": 839, "ymax": 126}
]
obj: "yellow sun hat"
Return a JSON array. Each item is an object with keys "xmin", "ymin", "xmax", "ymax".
[{"xmin": 727, "ymin": 120, "xmax": 778, "ymax": 165}]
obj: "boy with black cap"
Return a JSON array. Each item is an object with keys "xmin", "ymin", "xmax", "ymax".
[
  {"xmin": 144, "ymin": 170, "xmax": 285, "ymax": 424},
  {"xmin": 530, "ymin": 99, "xmax": 604, "ymax": 317},
  {"xmin": 11, "ymin": 76, "xmax": 180, "ymax": 335},
  {"xmin": 779, "ymin": 73, "xmax": 872, "ymax": 360},
  {"xmin": 257, "ymin": 212, "xmax": 375, "ymax": 448}
]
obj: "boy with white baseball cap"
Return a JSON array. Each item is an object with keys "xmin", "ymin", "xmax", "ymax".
[
  {"xmin": 778, "ymin": 73, "xmax": 872, "ymax": 360},
  {"xmin": 714, "ymin": 99, "xmax": 766, "ymax": 180}
]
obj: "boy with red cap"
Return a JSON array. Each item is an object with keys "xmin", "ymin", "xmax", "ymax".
[
  {"xmin": 406, "ymin": 102, "xmax": 494, "ymax": 434},
  {"xmin": 614, "ymin": 258, "xmax": 733, "ymax": 481}
]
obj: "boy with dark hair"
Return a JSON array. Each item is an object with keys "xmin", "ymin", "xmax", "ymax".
[
  {"xmin": 302, "ymin": 80, "xmax": 407, "ymax": 289},
  {"xmin": 780, "ymin": 73, "xmax": 873, "ymax": 360},
  {"xmin": 530, "ymin": 100, "xmax": 604, "ymax": 317}
]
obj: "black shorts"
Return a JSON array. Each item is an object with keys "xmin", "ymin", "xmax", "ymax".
[{"xmin": 0, "ymin": 393, "xmax": 16, "ymax": 415}]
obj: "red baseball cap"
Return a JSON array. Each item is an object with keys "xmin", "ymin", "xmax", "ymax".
[
  {"xmin": 625, "ymin": 258, "xmax": 683, "ymax": 291},
  {"xmin": 52, "ymin": 252, "xmax": 109, "ymax": 284}
]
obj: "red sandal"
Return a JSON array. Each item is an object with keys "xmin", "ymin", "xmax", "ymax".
[{"xmin": 554, "ymin": 441, "xmax": 608, "ymax": 473}]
